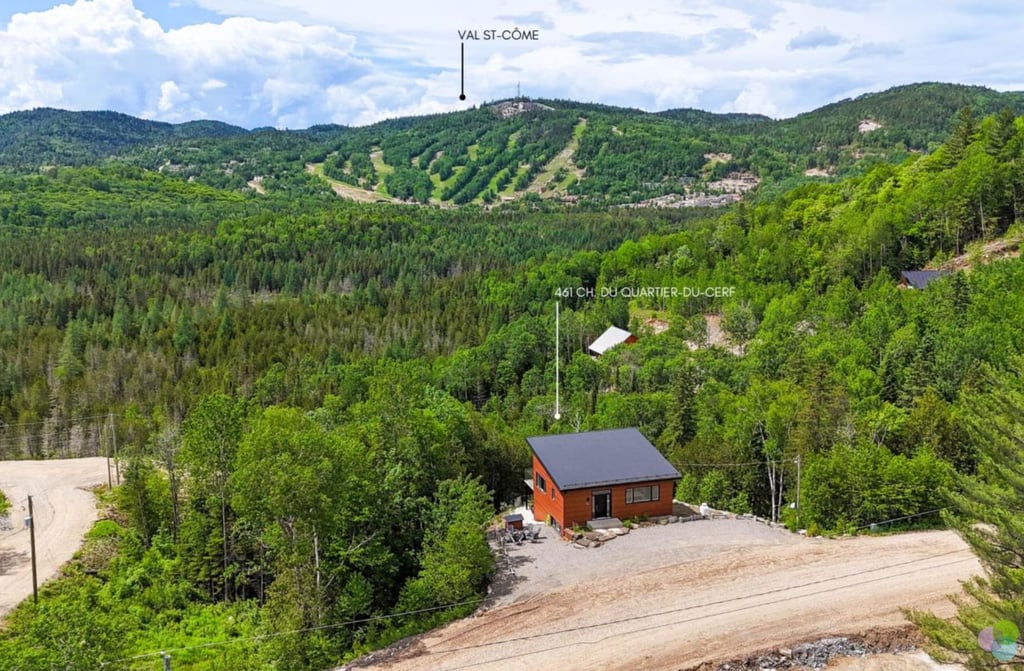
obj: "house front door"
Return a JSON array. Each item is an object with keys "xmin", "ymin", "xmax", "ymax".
[{"xmin": 592, "ymin": 491, "xmax": 611, "ymax": 519}]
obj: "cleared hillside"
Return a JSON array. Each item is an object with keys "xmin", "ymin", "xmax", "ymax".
[{"xmin": 2, "ymin": 83, "xmax": 1024, "ymax": 206}]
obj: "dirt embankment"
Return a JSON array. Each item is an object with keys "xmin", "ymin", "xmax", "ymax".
[{"xmin": 346, "ymin": 528, "xmax": 978, "ymax": 671}]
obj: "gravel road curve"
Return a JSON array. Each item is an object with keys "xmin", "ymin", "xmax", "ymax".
[{"xmin": 0, "ymin": 457, "xmax": 109, "ymax": 618}]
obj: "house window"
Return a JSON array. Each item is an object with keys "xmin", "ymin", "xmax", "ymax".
[
  {"xmin": 626, "ymin": 485, "xmax": 659, "ymax": 504},
  {"xmin": 551, "ymin": 487, "xmax": 555, "ymax": 500},
  {"xmin": 536, "ymin": 473, "xmax": 546, "ymax": 493}
]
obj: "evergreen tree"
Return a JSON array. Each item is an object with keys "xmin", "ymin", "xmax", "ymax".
[
  {"xmin": 172, "ymin": 305, "xmax": 199, "ymax": 355},
  {"xmin": 985, "ymin": 107, "xmax": 1017, "ymax": 156},
  {"xmin": 908, "ymin": 364, "xmax": 1024, "ymax": 667},
  {"xmin": 55, "ymin": 321, "xmax": 86, "ymax": 382},
  {"xmin": 660, "ymin": 359, "xmax": 700, "ymax": 459},
  {"xmin": 946, "ymin": 106, "xmax": 979, "ymax": 166}
]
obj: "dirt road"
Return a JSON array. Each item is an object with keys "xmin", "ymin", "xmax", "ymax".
[
  {"xmin": 0, "ymin": 457, "xmax": 109, "ymax": 617},
  {"xmin": 829, "ymin": 652, "xmax": 965, "ymax": 671},
  {"xmin": 362, "ymin": 529, "xmax": 978, "ymax": 671}
]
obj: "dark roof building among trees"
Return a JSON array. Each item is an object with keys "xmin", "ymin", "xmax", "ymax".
[
  {"xmin": 899, "ymin": 270, "xmax": 950, "ymax": 290},
  {"xmin": 527, "ymin": 428, "xmax": 680, "ymax": 531}
]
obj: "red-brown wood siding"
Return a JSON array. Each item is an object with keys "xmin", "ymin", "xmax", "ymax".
[
  {"xmin": 560, "ymin": 479, "xmax": 676, "ymax": 527},
  {"xmin": 608, "ymin": 479, "xmax": 676, "ymax": 524},
  {"xmin": 531, "ymin": 455, "xmax": 565, "ymax": 528},
  {"xmin": 561, "ymin": 489, "xmax": 592, "ymax": 528},
  {"xmin": 532, "ymin": 452, "xmax": 676, "ymax": 529}
]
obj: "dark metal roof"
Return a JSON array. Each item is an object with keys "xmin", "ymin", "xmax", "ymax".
[
  {"xmin": 900, "ymin": 270, "xmax": 950, "ymax": 290},
  {"xmin": 527, "ymin": 428, "xmax": 681, "ymax": 491}
]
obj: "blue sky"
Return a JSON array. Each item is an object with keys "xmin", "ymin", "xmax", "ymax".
[{"xmin": 1, "ymin": 0, "xmax": 1023, "ymax": 128}]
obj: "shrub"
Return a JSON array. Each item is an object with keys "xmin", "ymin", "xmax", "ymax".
[
  {"xmin": 728, "ymin": 491, "xmax": 751, "ymax": 515},
  {"xmin": 675, "ymin": 473, "xmax": 699, "ymax": 502},
  {"xmin": 698, "ymin": 470, "xmax": 729, "ymax": 509}
]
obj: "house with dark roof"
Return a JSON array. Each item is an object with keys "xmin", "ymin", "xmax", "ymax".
[
  {"xmin": 588, "ymin": 326, "xmax": 637, "ymax": 356},
  {"xmin": 899, "ymin": 270, "xmax": 950, "ymax": 290},
  {"xmin": 527, "ymin": 428, "xmax": 681, "ymax": 530}
]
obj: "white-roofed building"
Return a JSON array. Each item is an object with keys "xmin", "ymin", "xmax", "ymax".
[{"xmin": 588, "ymin": 326, "xmax": 636, "ymax": 356}]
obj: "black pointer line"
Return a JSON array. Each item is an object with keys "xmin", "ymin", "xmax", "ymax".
[{"xmin": 460, "ymin": 42, "xmax": 466, "ymax": 100}]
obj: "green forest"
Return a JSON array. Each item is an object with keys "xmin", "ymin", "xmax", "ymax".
[
  {"xmin": 5, "ymin": 83, "xmax": 1024, "ymax": 206},
  {"xmin": 1, "ymin": 86, "xmax": 1024, "ymax": 669}
]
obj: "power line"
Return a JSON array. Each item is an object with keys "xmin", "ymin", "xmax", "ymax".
[
  {"xmin": 102, "ymin": 547, "xmax": 974, "ymax": 669},
  {"xmin": 855, "ymin": 508, "xmax": 945, "ymax": 531},
  {"xmin": 675, "ymin": 459, "xmax": 772, "ymax": 467},
  {"xmin": 0, "ymin": 414, "xmax": 121, "ymax": 454},
  {"xmin": 675, "ymin": 454, "xmax": 805, "ymax": 468},
  {"xmin": 0, "ymin": 432, "xmax": 106, "ymax": 447},
  {"xmin": 99, "ymin": 597, "xmax": 488, "ymax": 666},
  {"xmin": 0, "ymin": 437, "xmax": 108, "ymax": 455},
  {"xmin": 0, "ymin": 413, "xmax": 117, "ymax": 430},
  {"xmin": 411, "ymin": 549, "xmax": 976, "ymax": 670}
]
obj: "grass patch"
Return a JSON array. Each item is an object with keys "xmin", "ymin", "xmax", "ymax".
[
  {"xmin": 369, "ymin": 148, "xmax": 394, "ymax": 195},
  {"xmin": 500, "ymin": 164, "xmax": 529, "ymax": 197},
  {"xmin": 306, "ymin": 162, "xmax": 392, "ymax": 203},
  {"xmin": 572, "ymin": 117, "xmax": 587, "ymax": 140},
  {"xmin": 524, "ymin": 117, "xmax": 587, "ymax": 197},
  {"xmin": 431, "ymin": 166, "xmax": 464, "ymax": 200}
]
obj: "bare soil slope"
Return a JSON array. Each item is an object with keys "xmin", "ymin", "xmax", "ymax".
[{"xmin": 0, "ymin": 457, "xmax": 108, "ymax": 618}]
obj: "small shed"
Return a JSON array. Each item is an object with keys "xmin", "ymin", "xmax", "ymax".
[
  {"xmin": 899, "ymin": 270, "xmax": 950, "ymax": 290},
  {"xmin": 588, "ymin": 326, "xmax": 637, "ymax": 356},
  {"xmin": 528, "ymin": 428, "xmax": 680, "ymax": 531}
]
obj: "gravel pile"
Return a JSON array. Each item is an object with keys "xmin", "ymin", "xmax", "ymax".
[{"xmin": 699, "ymin": 629, "xmax": 921, "ymax": 671}]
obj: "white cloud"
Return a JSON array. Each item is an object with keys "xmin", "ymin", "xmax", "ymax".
[
  {"xmin": 0, "ymin": 0, "xmax": 370, "ymax": 127},
  {"xmin": 729, "ymin": 81, "xmax": 781, "ymax": 117},
  {"xmin": 2, "ymin": 0, "xmax": 1024, "ymax": 126},
  {"xmin": 157, "ymin": 80, "xmax": 187, "ymax": 113},
  {"xmin": 787, "ymin": 27, "xmax": 846, "ymax": 50},
  {"xmin": 200, "ymin": 78, "xmax": 227, "ymax": 91}
]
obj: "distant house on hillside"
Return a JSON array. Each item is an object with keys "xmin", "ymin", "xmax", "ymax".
[
  {"xmin": 899, "ymin": 270, "xmax": 950, "ymax": 290},
  {"xmin": 527, "ymin": 428, "xmax": 681, "ymax": 531},
  {"xmin": 588, "ymin": 326, "xmax": 636, "ymax": 356}
]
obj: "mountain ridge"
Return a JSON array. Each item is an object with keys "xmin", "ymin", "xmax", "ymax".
[
  {"xmin": 3, "ymin": 82, "xmax": 1020, "ymax": 148},
  {"xmin": 3, "ymin": 82, "xmax": 1024, "ymax": 206}
]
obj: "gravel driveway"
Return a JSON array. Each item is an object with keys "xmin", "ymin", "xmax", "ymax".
[{"xmin": 488, "ymin": 517, "xmax": 804, "ymax": 607}]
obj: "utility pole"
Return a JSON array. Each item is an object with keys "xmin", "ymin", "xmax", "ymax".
[
  {"xmin": 795, "ymin": 455, "xmax": 802, "ymax": 528},
  {"xmin": 554, "ymin": 301, "xmax": 561, "ymax": 420},
  {"xmin": 220, "ymin": 441, "xmax": 229, "ymax": 602},
  {"xmin": 106, "ymin": 419, "xmax": 112, "ymax": 490},
  {"xmin": 27, "ymin": 496, "xmax": 38, "ymax": 604},
  {"xmin": 161, "ymin": 652, "xmax": 172, "ymax": 670},
  {"xmin": 109, "ymin": 413, "xmax": 120, "ymax": 485}
]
